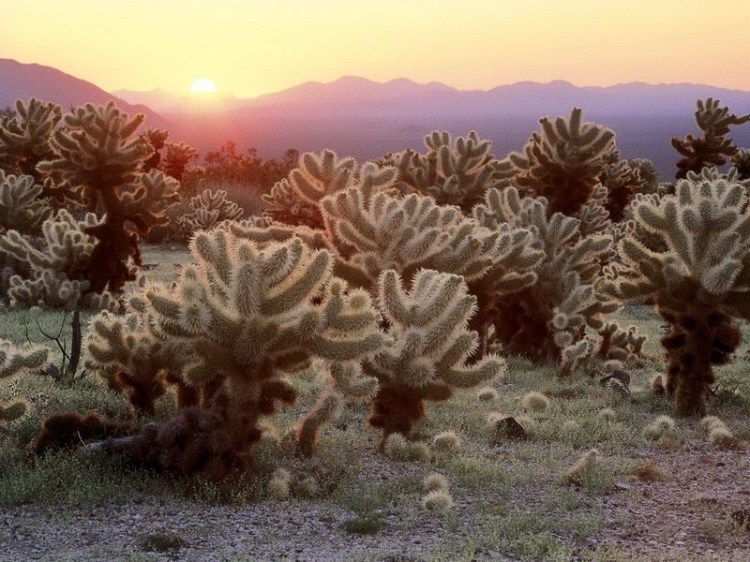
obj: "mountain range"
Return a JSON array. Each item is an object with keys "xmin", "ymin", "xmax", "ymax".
[{"xmin": 3, "ymin": 58, "xmax": 750, "ymax": 179}]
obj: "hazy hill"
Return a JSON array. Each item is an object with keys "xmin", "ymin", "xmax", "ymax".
[
  {"xmin": 4, "ymin": 59, "xmax": 750, "ymax": 179},
  {"xmin": 0, "ymin": 58, "xmax": 168, "ymax": 128},
  {"xmin": 159, "ymin": 77, "xmax": 750, "ymax": 178}
]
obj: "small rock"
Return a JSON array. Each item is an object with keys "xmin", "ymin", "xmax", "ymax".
[
  {"xmin": 614, "ymin": 482, "xmax": 632, "ymax": 491},
  {"xmin": 496, "ymin": 416, "xmax": 527, "ymax": 440}
]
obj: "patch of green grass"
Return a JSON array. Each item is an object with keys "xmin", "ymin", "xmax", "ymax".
[{"xmin": 0, "ymin": 450, "xmax": 167, "ymax": 507}]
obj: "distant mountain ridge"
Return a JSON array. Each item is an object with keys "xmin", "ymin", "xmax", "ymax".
[
  {"xmin": 0, "ymin": 58, "xmax": 168, "ymax": 127},
  {"xmin": 4, "ymin": 59, "xmax": 750, "ymax": 178}
]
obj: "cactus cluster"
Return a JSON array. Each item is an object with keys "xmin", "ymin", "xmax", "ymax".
[
  {"xmin": 474, "ymin": 186, "xmax": 617, "ymax": 375},
  {"xmin": 263, "ymin": 150, "xmax": 397, "ymax": 228},
  {"xmin": 384, "ymin": 130, "xmax": 508, "ymax": 212},
  {"xmin": 0, "ymin": 100, "xmax": 180, "ymax": 308},
  {"xmin": 0, "ymin": 210, "xmax": 117, "ymax": 309},
  {"xmin": 605, "ymin": 168, "xmax": 750, "ymax": 415},
  {"xmin": 177, "ymin": 189, "xmax": 243, "ymax": 234}
]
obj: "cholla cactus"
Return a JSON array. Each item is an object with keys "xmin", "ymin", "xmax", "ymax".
[
  {"xmin": 0, "ymin": 171, "xmax": 51, "ymax": 235},
  {"xmin": 178, "ymin": 189, "xmax": 243, "ymax": 234},
  {"xmin": 140, "ymin": 128, "xmax": 169, "ymax": 172},
  {"xmin": 0, "ymin": 339, "xmax": 49, "ymax": 424},
  {"xmin": 474, "ymin": 187, "xmax": 617, "ymax": 375},
  {"xmin": 604, "ymin": 168, "xmax": 750, "ymax": 415},
  {"xmin": 262, "ymin": 178, "xmax": 321, "ymax": 229},
  {"xmin": 296, "ymin": 360, "xmax": 378, "ymax": 456},
  {"xmin": 163, "ymin": 141, "xmax": 198, "ymax": 181},
  {"xmin": 37, "ymin": 102, "xmax": 179, "ymax": 293},
  {"xmin": 671, "ymin": 99, "xmax": 750, "ymax": 180},
  {"xmin": 320, "ymin": 188, "xmax": 505, "ymax": 292},
  {"xmin": 600, "ymin": 158, "xmax": 658, "ymax": 222},
  {"xmin": 0, "ymin": 98, "xmax": 62, "ymax": 180},
  {"xmin": 732, "ymin": 148, "xmax": 750, "ymax": 180},
  {"xmin": 84, "ymin": 305, "xmax": 194, "ymax": 414},
  {"xmin": 364, "ymin": 269, "xmax": 505, "ymax": 444},
  {"xmin": 134, "ymin": 230, "xmax": 384, "ymax": 467},
  {"xmin": 386, "ymin": 130, "xmax": 509, "ymax": 213},
  {"xmin": 502, "ymin": 108, "xmax": 616, "ymax": 216},
  {"xmin": 597, "ymin": 322, "xmax": 647, "ymax": 366},
  {"xmin": 0, "ymin": 209, "xmax": 116, "ymax": 309},
  {"xmin": 263, "ymin": 150, "xmax": 396, "ymax": 228}
]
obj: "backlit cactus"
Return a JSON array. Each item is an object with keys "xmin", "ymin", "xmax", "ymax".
[
  {"xmin": 263, "ymin": 150, "xmax": 397, "ymax": 228},
  {"xmin": 37, "ymin": 102, "xmax": 179, "ymax": 293},
  {"xmin": 178, "ymin": 189, "xmax": 243, "ymax": 234},
  {"xmin": 503, "ymin": 108, "xmax": 616, "ymax": 216},
  {"xmin": 604, "ymin": 168, "xmax": 750, "ymax": 415},
  {"xmin": 386, "ymin": 130, "xmax": 509, "ymax": 213},
  {"xmin": 0, "ymin": 339, "xmax": 49, "ymax": 424},
  {"xmin": 0, "ymin": 98, "xmax": 62, "ymax": 180},
  {"xmin": 0, "ymin": 171, "xmax": 51, "ymax": 235},
  {"xmin": 364, "ymin": 269, "xmax": 505, "ymax": 444},
  {"xmin": 671, "ymin": 98, "xmax": 750, "ymax": 179},
  {"xmin": 84, "ymin": 305, "xmax": 194, "ymax": 414},
  {"xmin": 132, "ymin": 230, "xmax": 384, "ymax": 470},
  {"xmin": 320, "ymin": 188, "xmax": 500, "ymax": 292},
  {"xmin": 474, "ymin": 186, "xmax": 617, "ymax": 375},
  {"xmin": 0, "ymin": 209, "xmax": 116, "ymax": 309}
]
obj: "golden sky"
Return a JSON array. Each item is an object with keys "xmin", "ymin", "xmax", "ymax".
[{"xmin": 4, "ymin": 0, "xmax": 749, "ymax": 97}]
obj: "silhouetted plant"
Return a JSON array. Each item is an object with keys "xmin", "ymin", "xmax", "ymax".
[{"xmin": 671, "ymin": 98, "xmax": 750, "ymax": 179}]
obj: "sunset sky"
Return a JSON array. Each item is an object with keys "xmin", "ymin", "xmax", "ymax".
[{"xmin": 4, "ymin": 0, "xmax": 750, "ymax": 97}]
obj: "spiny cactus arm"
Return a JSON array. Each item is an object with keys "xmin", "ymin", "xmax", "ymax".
[
  {"xmin": 229, "ymin": 217, "xmax": 331, "ymax": 251},
  {"xmin": 357, "ymin": 162, "xmax": 398, "ymax": 202},
  {"xmin": 422, "ymin": 222, "xmax": 499, "ymax": 282},
  {"xmin": 288, "ymin": 150, "xmax": 356, "ymax": 205},
  {"xmin": 672, "ymin": 99, "xmax": 750, "ymax": 178},
  {"xmin": 0, "ymin": 340, "xmax": 49, "ymax": 381},
  {"xmin": 163, "ymin": 141, "xmax": 198, "ymax": 181},
  {"xmin": 259, "ymin": 249, "xmax": 331, "ymax": 316},
  {"xmin": 262, "ymin": 178, "xmax": 323, "ymax": 229},
  {"xmin": 37, "ymin": 102, "xmax": 151, "ymax": 197},
  {"xmin": 559, "ymin": 339, "xmax": 593, "ymax": 378},
  {"xmin": 0, "ymin": 229, "xmax": 51, "ymax": 268},
  {"xmin": 296, "ymin": 360, "xmax": 378, "ymax": 456},
  {"xmin": 0, "ymin": 173, "xmax": 52, "ymax": 234},
  {"xmin": 0, "ymin": 99, "xmax": 62, "ymax": 179},
  {"xmin": 0, "ymin": 339, "xmax": 49, "ymax": 423},
  {"xmin": 439, "ymin": 354, "xmax": 505, "ymax": 388},
  {"xmin": 118, "ymin": 170, "xmax": 180, "ymax": 231}
]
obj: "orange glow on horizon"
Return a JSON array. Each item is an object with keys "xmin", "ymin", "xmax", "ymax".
[{"xmin": 4, "ymin": 0, "xmax": 750, "ymax": 97}]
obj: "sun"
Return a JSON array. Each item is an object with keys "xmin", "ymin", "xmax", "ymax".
[{"xmin": 190, "ymin": 78, "xmax": 217, "ymax": 94}]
